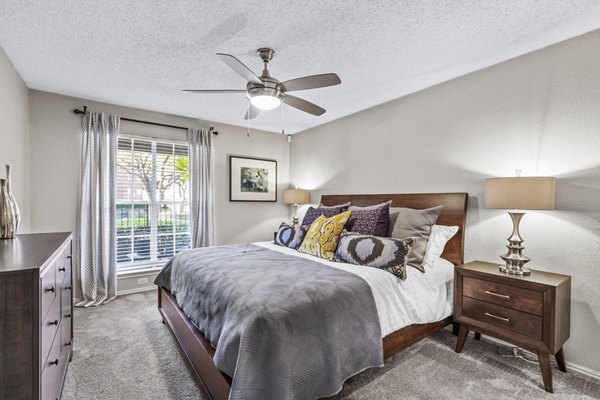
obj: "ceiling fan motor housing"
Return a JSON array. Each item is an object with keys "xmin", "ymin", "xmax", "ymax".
[{"xmin": 246, "ymin": 79, "xmax": 284, "ymax": 103}]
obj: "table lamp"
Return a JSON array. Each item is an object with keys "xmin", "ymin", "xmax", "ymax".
[
  {"xmin": 283, "ymin": 189, "xmax": 310, "ymax": 226},
  {"xmin": 485, "ymin": 176, "xmax": 555, "ymax": 275}
]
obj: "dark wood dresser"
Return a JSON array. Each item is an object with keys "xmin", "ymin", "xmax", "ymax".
[
  {"xmin": 454, "ymin": 260, "xmax": 571, "ymax": 393},
  {"xmin": 0, "ymin": 232, "xmax": 73, "ymax": 400}
]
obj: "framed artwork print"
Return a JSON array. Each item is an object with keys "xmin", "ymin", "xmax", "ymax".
[{"xmin": 229, "ymin": 156, "xmax": 277, "ymax": 202}]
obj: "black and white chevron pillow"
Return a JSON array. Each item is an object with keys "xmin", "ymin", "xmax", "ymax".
[
  {"xmin": 334, "ymin": 232, "xmax": 414, "ymax": 280},
  {"xmin": 274, "ymin": 223, "xmax": 307, "ymax": 250}
]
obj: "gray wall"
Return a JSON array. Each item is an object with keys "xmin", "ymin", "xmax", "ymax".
[
  {"xmin": 28, "ymin": 90, "xmax": 290, "ymax": 292},
  {"xmin": 0, "ymin": 47, "xmax": 30, "ymax": 232},
  {"xmin": 290, "ymin": 30, "xmax": 600, "ymax": 373}
]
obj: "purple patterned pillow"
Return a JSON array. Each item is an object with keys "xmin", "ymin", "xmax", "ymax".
[
  {"xmin": 346, "ymin": 201, "xmax": 392, "ymax": 237},
  {"xmin": 301, "ymin": 206, "xmax": 347, "ymax": 227}
]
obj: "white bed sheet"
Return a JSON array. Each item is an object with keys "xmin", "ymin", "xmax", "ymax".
[{"xmin": 255, "ymin": 241, "xmax": 454, "ymax": 337}]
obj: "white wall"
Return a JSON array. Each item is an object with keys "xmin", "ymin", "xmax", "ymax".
[
  {"xmin": 0, "ymin": 47, "xmax": 30, "ymax": 232},
  {"xmin": 290, "ymin": 30, "xmax": 600, "ymax": 373},
  {"xmin": 28, "ymin": 90, "xmax": 289, "ymax": 291}
]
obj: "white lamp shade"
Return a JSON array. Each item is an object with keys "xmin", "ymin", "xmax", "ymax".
[
  {"xmin": 283, "ymin": 189, "xmax": 309, "ymax": 205},
  {"xmin": 485, "ymin": 177, "xmax": 556, "ymax": 210}
]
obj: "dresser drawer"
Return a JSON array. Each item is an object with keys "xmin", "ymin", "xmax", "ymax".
[
  {"xmin": 41, "ymin": 334, "xmax": 64, "ymax": 400},
  {"xmin": 61, "ymin": 271, "xmax": 73, "ymax": 348},
  {"xmin": 462, "ymin": 297, "xmax": 543, "ymax": 340},
  {"xmin": 56, "ymin": 244, "xmax": 72, "ymax": 283},
  {"xmin": 62, "ymin": 311, "xmax": 73, "ymax": 351},
  {"xmin": 61, "ymin": 270, "xmax": 72, "ymax": 310},
  {"xmin": 40, "ymin": 262, "xmax": 57, "ymax": 321},
  {"xmin": 41, "ymin": 299, "xmax": 61, "ymax": 368},
  {"xmin": 463, "ymin": 276, "xmax": 543, "ymax": 316}
]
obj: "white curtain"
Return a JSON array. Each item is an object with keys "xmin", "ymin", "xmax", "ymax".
[
  {"xmin": 76, "ymin": 112, "xmax": 119, "ymax": 307},
  {"xmin": 189, "ymin": 128, "xmax": 215, "ymax": 248}
]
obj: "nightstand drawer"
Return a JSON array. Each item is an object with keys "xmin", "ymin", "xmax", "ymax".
[
  {"xmin": 463, "ymin": 276, "xmax": 543, "ymax": 316},
  {"xmin": 462, "ymin": 297, "xmax": 543, "ymax": 340}
]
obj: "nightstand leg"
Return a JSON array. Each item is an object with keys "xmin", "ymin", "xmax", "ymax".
[
  {"xmin": 538, "ymin": 350, "xmax": 553, "ymax": 393},
  {"xmin": 455, "ymin": 324, "xmax": 469, "ymax": 353},
  {"xmin": 474, "ymin": 332, "xmax": 481, "ymax": 340},
  {"xmin": 452, "ymin": 322, "xmax": 459, "ymax": 336},
  {"xmin": 555, "ymin": 347, "xmax": 567, "ymax": 372}
]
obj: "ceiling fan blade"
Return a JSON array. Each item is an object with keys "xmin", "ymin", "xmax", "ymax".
[
  {"xmin": 244, "ymin": 104, "xmax": 261, "ymax": 120},
  {"xmin": 281, "ymin": 73, "xmax": 341, "ymax": 92},
  {"xmin": 217, "ymin": 53, "xmax": 262, "ymax": 85},
  {"xmin": 182, "ymin": 89, "xmax": 246, "ymax": 93},
  {"xmin": 284, "ymin": 95, "xmax": 326, "ymax": 116}
]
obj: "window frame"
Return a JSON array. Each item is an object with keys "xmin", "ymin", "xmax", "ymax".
[{"xmin": 116, "ymin": 134, "xmax": 191, "ymax": 272}]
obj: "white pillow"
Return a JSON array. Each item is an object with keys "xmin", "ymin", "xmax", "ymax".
[{"xmin": 422, "ymin": 225, "xmax": 459, "ymax": 268}]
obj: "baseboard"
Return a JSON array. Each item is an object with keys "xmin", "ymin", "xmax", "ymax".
[
  {"xmin": 117, "ymin": 285, "xmax": 156, "ymax": 296},
  {"xmin": 567, "ymin": 362, "xmax": 600, "ymax": 381},
  {"xmin": 444, "ymin": 326, "xmax": 600, "ymax": 381}
]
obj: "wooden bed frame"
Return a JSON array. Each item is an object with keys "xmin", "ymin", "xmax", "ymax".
[{"xmin": 157, "ymin": 192, "xmax": 468, "ymax": 400}]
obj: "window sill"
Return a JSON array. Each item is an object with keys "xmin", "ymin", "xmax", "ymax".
[{"xmin": 117, "ymin": 264, "xmax": 164, "ymax": 277}]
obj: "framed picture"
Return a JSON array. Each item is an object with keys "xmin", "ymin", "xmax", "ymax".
[{"xmin": 229, "ymin": 156, "xmax": 277, "ymax": 202}]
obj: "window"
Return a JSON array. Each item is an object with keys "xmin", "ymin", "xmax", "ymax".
[{"xmin": 116, "ymin": 136, "xmax": 191, "ymax": 270}]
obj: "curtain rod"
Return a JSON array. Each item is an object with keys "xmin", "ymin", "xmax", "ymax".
[{"xmin": 73, "ymin": 106, "xmax": 218, "ymax": 135}]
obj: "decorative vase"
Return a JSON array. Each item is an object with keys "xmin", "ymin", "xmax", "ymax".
[{"xmin": 0, "ymin": 165, "xmax": 20, "ymax": 239}]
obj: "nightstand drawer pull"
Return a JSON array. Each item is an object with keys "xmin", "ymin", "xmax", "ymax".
[
  {"xmin": 485, "ymin": 290, "xmax": 510, "ymax": 299},
  {"xmin": 485, "ymin": 312, "xmax": 510, "ymax": 322}
]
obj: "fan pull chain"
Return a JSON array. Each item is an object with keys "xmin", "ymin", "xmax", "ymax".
[
  {"xmin": 246, "ymin": 102, "xmax": 251, "ymax": 138},
  {"xmin": 281, "ymin": 100, "xmax": 285, "ymax": 135}
]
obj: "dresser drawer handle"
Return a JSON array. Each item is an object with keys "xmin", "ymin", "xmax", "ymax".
[
  {"xmin": 65, "ymin": 340, "xmax": 72, "ymax": 347},
  {"xmin": 67, "ymin": 255, "xmax": 72, "ymax": 259},
  {"xmin": 65, "ymin": 313, "xmax": 72, "ymax": 318},
  {"xmin": 485, "ymin": 312, "xmax": 510, "ymax": 322},
  {"xmin": 49, "ymin": 359, "xmax": 59, "ymax": 366},
  {"xmin": 46, "ymin": 286, "xmax": 56, "ymax": 293},
  {"xmin": 66, "ymin": 286, "xmax": 72, "ymax": 291},
  {"xmin": 58, "ymin": 267, "xmax": 66, "ymax": 272},
  {"xmin": 485, "ymin": 290, "xmax": 510, "ymax": 299},
  {"xmin": 49, "ymin": 319, "xmax": 59, "ymax": 326}
]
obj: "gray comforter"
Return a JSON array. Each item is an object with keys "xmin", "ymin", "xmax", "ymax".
[{"xmin": 154, "ymin": 243, "xmax": 383, "ymax": 400}]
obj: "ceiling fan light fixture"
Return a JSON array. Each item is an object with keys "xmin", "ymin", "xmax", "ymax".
[{"xmin": 250, "ymin": 95, "xmax": 281, "ymax": 110}]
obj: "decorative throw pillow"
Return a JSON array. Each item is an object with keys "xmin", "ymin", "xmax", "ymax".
[
  {"xmin": 334, "ymin": 232, "xmax": 414, "ymax": 280},
  {"xmin": 422, "ymin": 225, "xmax": 459, "ymax": 268},
  {"xmin": 301, "ymin": 205, "xmax": 349, "ymax": 227},
  {"xmin": 298, "ymin": 211, "xmax": 351, "ymax": 260},
  {"xmin": 274, "ymin": 223, "xmax": 308, "ymax": 250},
  {"xmin": 347, "ymin": 201, "xmax": 392, "ymax": 236},
  {"xmin": 389, "ymin": 206, "xmax": 443, "ymax": 272}
]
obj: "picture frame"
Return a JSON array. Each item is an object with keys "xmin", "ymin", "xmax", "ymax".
[{"xmin": 229, "ymin": 156, "xmax": 277, "ymax": 202}]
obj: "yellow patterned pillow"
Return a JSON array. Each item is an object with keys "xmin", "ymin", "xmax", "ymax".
[{"xmin": 298, "ymin": 211, "xmax": 351, "ymax": 260}]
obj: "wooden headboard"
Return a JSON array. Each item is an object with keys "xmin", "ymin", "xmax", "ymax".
[{"xmin": 320, "ymin": 193, "xmax": 468, "ymax": 266}]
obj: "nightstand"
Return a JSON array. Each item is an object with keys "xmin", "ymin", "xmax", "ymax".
[{"xmin": 454, "ymin": 261, "xmax": 571, "ymax": 393}]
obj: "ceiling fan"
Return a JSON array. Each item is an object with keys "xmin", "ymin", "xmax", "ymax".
[{"xmin": 183, "ymin": 48, "xmax": 341, "ymax": 119}]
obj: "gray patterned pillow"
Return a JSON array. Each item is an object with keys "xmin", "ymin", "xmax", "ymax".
[
  {"xmin": 274, "ymin": 223, "xmax": 307, "ymax": 249},
  {"xmin": 334, "ymin": 232, "xmax": 414, "ymax": 280}
]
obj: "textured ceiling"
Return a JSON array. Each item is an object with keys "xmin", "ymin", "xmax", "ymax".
[{"xmin": 2, "ymin": 1, "xmax": 600, "ymax": 134}]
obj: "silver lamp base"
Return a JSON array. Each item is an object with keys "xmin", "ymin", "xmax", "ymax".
[
  {"xmin": 291, "ymin": 204, "xmax": 299, "ymax": 226},
  {"xmin": 499, "ymin": 211, "xmax": 531, "ymax": 276}
]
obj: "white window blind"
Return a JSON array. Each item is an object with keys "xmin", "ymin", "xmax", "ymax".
[{"xmin": 116, "ymin": 136, "xmax": 191, "ymax": 269}]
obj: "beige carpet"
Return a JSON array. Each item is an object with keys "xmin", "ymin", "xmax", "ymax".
[{"xmin": 62, "ymin": 291, "xmax": 600, "ymax": 400}]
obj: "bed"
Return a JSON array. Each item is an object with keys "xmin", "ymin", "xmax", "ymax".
[{"xmin": 156, "ymin": 192, "xmax": 468, "ymax": 400}]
